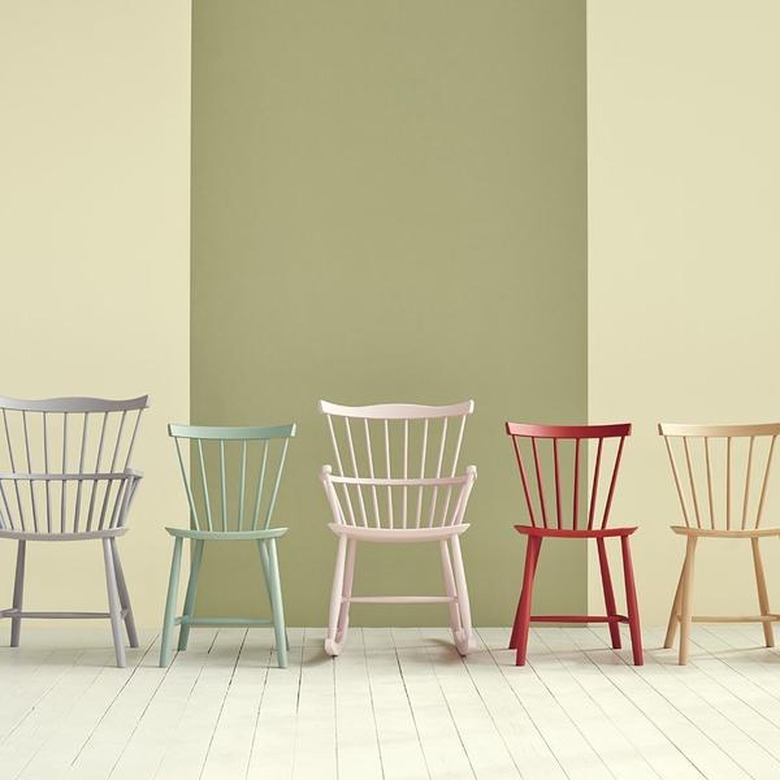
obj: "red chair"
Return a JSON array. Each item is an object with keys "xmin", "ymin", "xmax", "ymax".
[{"xmin": 505, "ymin": 422, "xmax": 643, "ymax": 666}]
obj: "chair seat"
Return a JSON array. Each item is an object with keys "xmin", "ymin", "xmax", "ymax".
[
  {"xmin": 513, "ymin": 524, "xmax": 637, "ymax": 539},
  {"xmin": 670, "ymin": 525, "xmax": 780, "ymax": 538},
  {"xmin": 0, "ymin": 527, "xmax": 129, "ymax": 541},
  {"xmin": 328, "ymin": 523, "xmax": 469, "ymax": 542},
  {"xmin": 164, "ymin": 526, "xmax": 288, "ymax": 541}
]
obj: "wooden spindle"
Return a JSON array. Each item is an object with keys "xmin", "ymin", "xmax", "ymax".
[
  {"xmin": 755, "ymin": 435, "xmax": 777, "ymax": 530},
  {"xmin": 238, "ymin": 440, "xmax": 247, "ymax": 531},
  {"xmin": 530, "ymin": 438, "xmax": 548, "ymax": 528},
  {"xmin": 704, "ymin": 437, "xmax": 715, "ymax": 530},
  {"xmin": 741, "ymin": 436, "xmax": 755, "ymax": 531},
  {"xmin": 416, "ymin": 419, "xmax": 429, "ymax": 529},
  {"xmin": 512, "ymin": 436, "xmax": 537, "ymax": 527},
  {"xmin": 364, "ymin": 419, "xmax": 381, "ymax": 528},
  {"xmin": 726, "ymin": 437, "xmax": 732, "ymax": 531},
  {"xmin": 384, "ymin": 419, "xmax": 394, "ymax": 529},
  {"xmin": 552, "ymin": 439, "xmax": 562, "ymax": 529},
  {"xmin": 572, "ymin": 438, "xmax": 580, "ymax": 530},
  {"xmin": 3, "ymin": 410, "xmax": 25, "ymax": 531},
  {"xmin": 587, "ymin": 438, "xmax": 603, "ymax": 531},
  {"xmin": 263, "ymin": 437, "xmax": 290, "ymax": 530},
  {"xmin": 173, "ymin": 437, "xmax": 200, "ymax": 530},
  {"xmin": 251, "ymin": 440, "xmax": 268, "ymax": 531},
  {"xmin": 663, "ymin": 437, "xmax": 692, "ymax": 528},
  {"xmin": 197, "ymin": 439, "xmax": 213, "ymax": 531},
  {"xmin": 682, "ymin": 438, "xmax": 701, "ymax": 529},
  {"xmin": 344, "ymin": 418, "xmax": 367, "ymax": 527},
  {"xmin": 601, "ymin": 436, "xmax": 625, "ymax": 529}
]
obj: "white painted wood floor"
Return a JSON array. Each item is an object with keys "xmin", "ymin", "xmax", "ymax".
[{"xmin": 2, "ymin": 625, "xmax": 780, "ymax": 779}]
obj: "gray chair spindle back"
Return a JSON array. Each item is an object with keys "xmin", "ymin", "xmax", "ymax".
[
  {"xmin": 168, "ymin": 424, "xmax": 296, "ymax": 533},
  {"xmin": 0, "ymin": 396, "xmax": 148, "ymax": 536}
]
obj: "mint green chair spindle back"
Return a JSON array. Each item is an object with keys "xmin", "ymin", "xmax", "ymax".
[
  {"xmin": 169, "ymin": 424, "xmax": 294, "ymax": 535},
  {"xmin": 159, "ymin": 423, "xmax": 296, "ymax": 669}
]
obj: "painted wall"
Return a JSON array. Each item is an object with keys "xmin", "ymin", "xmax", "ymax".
[
  {"xmin": 588, "ymin": 0, "xmax": 780, "ymax": 624},
  {"xmin": 0, "ymin": 1, "xmax": 191, "ymax": 628},
  {"xmin": 192, "ymin": 0, "xmax": 588, "ymax": 625}
]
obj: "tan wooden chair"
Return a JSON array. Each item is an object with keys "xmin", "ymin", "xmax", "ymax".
[{"xmin": 659, "ymin": 422, "xmax": 780, "ymax": 664}]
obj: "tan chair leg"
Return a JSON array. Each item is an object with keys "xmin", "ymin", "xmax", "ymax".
[
  {"xmin": 678, "ymin": 536, "xmax": 698, "ymax": 665},
  {"xmin": 664, "ymin": 562, "xmax": 685, "ymax": 650},
  {"xmin": 751, "ymin": 537, "xmax": 775, "ymax": 648}
]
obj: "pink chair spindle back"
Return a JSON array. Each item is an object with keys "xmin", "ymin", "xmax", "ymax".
[{"xmin": 319, "ymin": 400, "xmax": 475, "ymax": 530}]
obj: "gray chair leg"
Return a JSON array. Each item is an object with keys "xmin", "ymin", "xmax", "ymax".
[
  {"xmin": 102, "ymin": 538, "xmax": 127, "ymax": 668},
  {"xmin": 110, "ymin": 539, "xmax": 139, "ymax": 648},
  {"xmin": 178, "ymin": 540, "xmax": 204, "ymax": 651},
  {"xmin": 11, "ymin": 540, "xmax": 26, "ymax": 648}
]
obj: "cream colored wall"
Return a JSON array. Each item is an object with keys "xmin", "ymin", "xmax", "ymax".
[
  {"xmin": 588, "ymin": 1, "xmax": 780, "ymax": 624},
  {"xmin": 0, "ymin": 1, "xmax": 190, "ymax": 628}
]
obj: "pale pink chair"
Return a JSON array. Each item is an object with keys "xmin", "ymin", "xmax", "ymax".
[
  {"xmin": 659, "ymin": 422, "xmax": 780, "ymax": 664},
  {"xmin": 319, "ymin": 400, "xmax": 477, "ymax": 656}
]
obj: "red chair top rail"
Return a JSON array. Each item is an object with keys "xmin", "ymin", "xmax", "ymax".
[{"xmin": 505, "ymin": 421, "xmax": 631, "ymax": 440}]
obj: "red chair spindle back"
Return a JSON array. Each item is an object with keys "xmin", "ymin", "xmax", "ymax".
[{"xmin": 505, "ymin": 422, "xmax": 631, "ymax": 531}]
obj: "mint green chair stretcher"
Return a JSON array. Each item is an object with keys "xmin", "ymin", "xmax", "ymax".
[{"xmin": 159, "ymin": 423, "xmax": 295, "ymax": 668}]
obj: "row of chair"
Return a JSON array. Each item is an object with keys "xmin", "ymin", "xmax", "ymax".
[{"xmin": 1, "ymin": 395, "xmax": 778, "ymax": 670}]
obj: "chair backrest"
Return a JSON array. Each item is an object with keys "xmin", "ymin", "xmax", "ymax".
[
  {"xmin": 658, "ymin": 422, "xmax": 780, "ymax": 531},
  {"xmin": 0, "ymin": 395, "xmax": 148, "ymax": 535},
  {"xmin": 505, "ymin": 422, "xmax": 631, "ymax": 531},
  {"xmin": 169, "ymin": 423, "xmax": 296, "ymax": 532},
  {"xmin": 319, "ymin": 399, "xmax": 475, "ymax": 529}
]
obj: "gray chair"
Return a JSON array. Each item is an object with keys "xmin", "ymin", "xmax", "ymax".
[{"xmin": 0, "ymin": 395, "xmax": 148, "ymax": 667}]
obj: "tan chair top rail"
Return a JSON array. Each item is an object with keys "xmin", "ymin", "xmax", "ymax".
[{"xmin": 659, "ymin": 422, "xmax": 780, "ymax": 438}]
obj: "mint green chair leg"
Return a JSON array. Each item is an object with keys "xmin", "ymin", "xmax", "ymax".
[
  {"xmin": 259, "ymin": 539, "xmax": 288, "ymax": 668},
  {"xmin": 160, "ymin": 536, "xmax": 184, "ymax": 667},
  {"xmin": 258, "ymin": 539, "xmax": 290, "ymax": 653},
  {"xmin": 177, "ymin": 540, "xmax": 204, "ymax": 651}
]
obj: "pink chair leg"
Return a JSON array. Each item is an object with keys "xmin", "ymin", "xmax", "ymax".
[
  {"xmin": 325, "ymin": 536, "xmax": 348, "ymax": 656},
  {"xmin": 597, "ymin": 537, "xmax": 621, "ymax": 649},
  {"xmin": 512, "ymin": 536, "xmax": 542, "ymax": 666},
  {"xmin": 336, "ymin": 539, "xmax": 356, "ymax": 641},
  {"xmin": 620, "ymin": 535, "xmax": 643, "ymax": 666}
]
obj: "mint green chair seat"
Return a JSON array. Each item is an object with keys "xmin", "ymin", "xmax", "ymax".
[{"xmin": 159, "ymin": 423, "xmax": 296, "ymax": 668}]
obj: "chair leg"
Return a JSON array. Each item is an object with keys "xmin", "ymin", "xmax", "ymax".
[
  {"xmin": 512, "ymin": 536, "xmax": 542, "ymax": 666},
  {"xmin": 450, "ymin": 535, "xmax": 474, "ymax": 656},
  {"xmin": 619, "ymin": 535, "xmax": 643, "ymax": 666},
  {"xmin": 678, "ymin": 536, "xmax": 698, "ymax": 665},
  {"xmin": 262, "ymin": 539, "xmax": 288, "ymax": 669},
  {"xmin": 337, "ymin": 539, "xmax": 356, "ymax": 644},
  {"xmin": 160, "ymin": 537, "xmax": 184, "ymax": 667},
  {"xmin": 102, "ymin": 538, "xmax": 127, "ymax": 668},
  {"xmin": 751, "ymin": 537, "xmax": 775, "ymax": 648},
  {"xmin": 440, "ymin": 540, "xmax": 463, "ymax": 641},
  {"xmin": 178, "ymin": 540, "xmax": 204, "ymax": 651},
  {"xmin": 509, "ymin": 536, "xmax": 542, "ymax": 651},
  {"xmin": 10, "ymin": 540, "xmax": 26, "ymax": 648},
  {"xmin": 664, "ymin": 561, "xmax": 685, "ymax": 649},
  {"xmin": 111, "ymin": 539, "xmax": 139, "ymax": 648},
  {"xmin": 259, "ymin": 541, "xmax": 289, "ymax": 652},
  {"xmin": 596, "ymin": 537, "xmax": 621, "ymax": 650},
  {"xmin": 325, "ymin": 536, "xmax": 348, "ymax": 656}
]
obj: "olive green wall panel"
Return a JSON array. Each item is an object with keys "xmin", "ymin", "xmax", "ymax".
[{"xmin": 192, "ymin": 0, "xmax": 587, "ymax": 625}]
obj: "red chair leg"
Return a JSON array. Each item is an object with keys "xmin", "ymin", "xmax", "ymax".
[
  {"xmin": 511, "ymin": 536, "xmax": 542, "ymax": 666},
  {"xmin": 596, "ymin": 537, "xmax": 621, "ymax": 650},
  {"xmin": 620, "ymin": 534, "xmax": 643, "ymax": 666}
]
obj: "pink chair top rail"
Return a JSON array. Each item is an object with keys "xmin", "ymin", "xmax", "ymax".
[{"xmin": 319, "ymin": 399, "xmax": 474, "ymax": 420}]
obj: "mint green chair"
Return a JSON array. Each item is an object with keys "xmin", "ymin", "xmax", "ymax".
[{"xmin": 159, "ymin": 423, "xmax": 295, "ymax": 668}]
